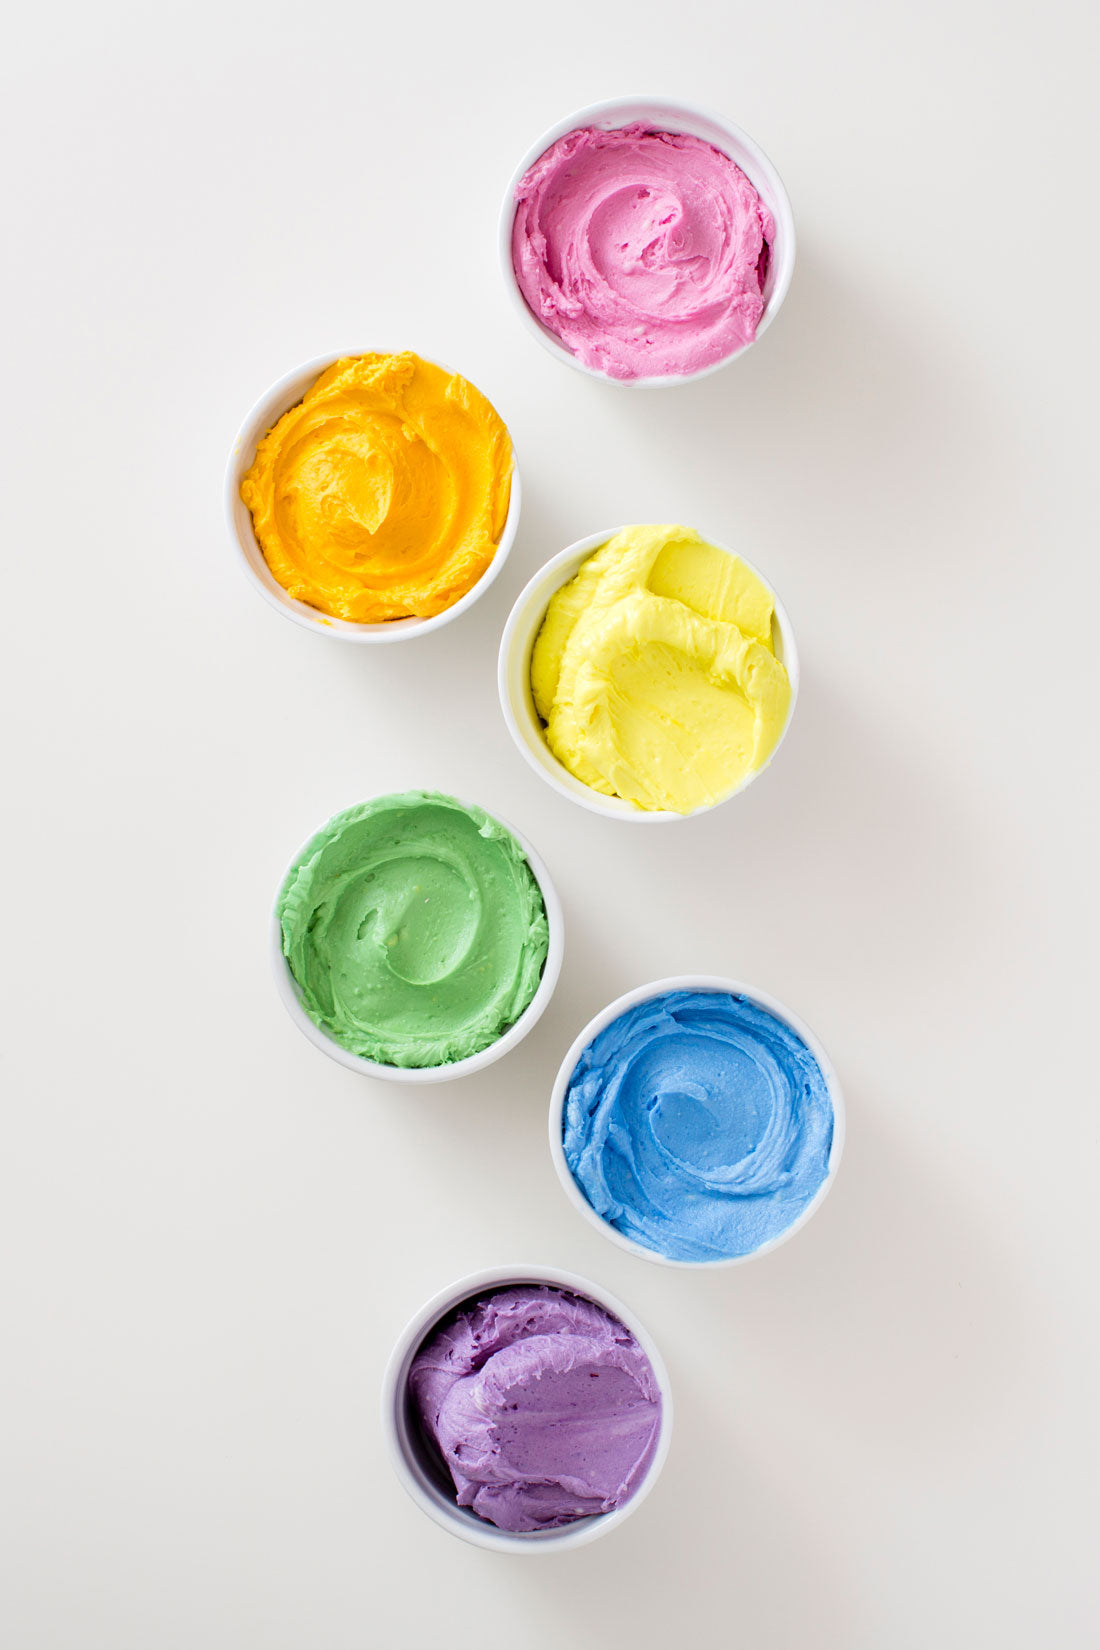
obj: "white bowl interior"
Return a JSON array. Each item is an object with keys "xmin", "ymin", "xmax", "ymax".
[
  {"xmin": 499, "ymin": 96, "xmax": 796, "ymax": 386},
  {"xmin": 498, "ymin": 530, "xmax": 800, "ymax": 821},
  {"xmin": 271, "ymin": 800, "xmax": 563, "ymax": 1083},
  {"xmin": 548, "ymin": 976, "xmax": 845, "ymax": 1268},
  {"xmin": 382, "ymin": 1265, "xmax": 673, "ymax": 1553},
  {"xmin": 225, "ymin": 351, "xmax": 521, "ymax": 641}
]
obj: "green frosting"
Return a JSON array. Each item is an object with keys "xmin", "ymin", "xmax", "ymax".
[{"xmin": 278, "ymin": 792, "xmax": 549, "ymax": 1068}]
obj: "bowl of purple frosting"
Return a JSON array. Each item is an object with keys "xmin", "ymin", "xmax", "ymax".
[
  {"xmin": 499, "ymin": 95, "xmax": 796, "ymax": 385},
  {"xmin": 382, "ymin": 1266, "xmax": 672, "ymax": 1551}
]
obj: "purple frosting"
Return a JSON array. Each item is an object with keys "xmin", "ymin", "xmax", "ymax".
[{"xmin": 408, "ymin": 1284, "xmax": 662, "ymax": 1532}]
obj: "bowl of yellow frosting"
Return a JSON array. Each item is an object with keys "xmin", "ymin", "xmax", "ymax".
[
  {"xmin": 498, "ymin": 525, "xmax": 798, "ymax": 820},
  {"xmin": 226, "ymin": 351, "xmax": 520, "ymax": 640}
]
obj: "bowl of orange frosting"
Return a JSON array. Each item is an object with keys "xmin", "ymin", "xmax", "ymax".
[{"xmin": 225, "ymin": 350, "xmax": 520, "ymax": 641}]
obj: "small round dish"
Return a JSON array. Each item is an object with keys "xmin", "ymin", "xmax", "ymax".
[
  {"xmin": 382, "ymin": 1264, "xmax": 673, "ymax": 1552},
  {"xmin": 499, "ymin": 95, "xmax": 795, "ymax": 386},
  {"xmin": 498, "ymin": 529, "xmax": 799, "ymax": 822},
  {"xmin": 271, "ymin": 798, "xmax": 563, "ymax": 1084},
  {"xmin": 225, "ymin": 350, "xmax": 522, "ymax": 641},
  {"xmin": 549, "ymin": 976, "xmax": 845, "ymax": 1267}
]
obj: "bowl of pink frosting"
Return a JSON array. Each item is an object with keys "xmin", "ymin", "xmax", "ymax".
[{"xmin": 500, "ymin": 96, "xmax": 795, "ymax": 385}]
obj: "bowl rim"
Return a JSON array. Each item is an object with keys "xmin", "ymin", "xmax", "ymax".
[
  {"xmin": 224, "ymin": 348, "xmax": 522, "ymax": 642},
  {"xmin": 496, "ymin": 526, "xmax": 800, "ymax": 821},
  {"xmin": 380, "ymin": 1262, "xmax": 674, "ymax": 1552},
  {"xmin": 498, "ymin": 93, "xmax": 796, "ymax": 387},
  {"xmin": 270, "ymin": 793, "xmax": 564, "ymax": 1083},
  {"xmin": 548, "ymin": 975, "xmax": 845, "ymax": 1267}
]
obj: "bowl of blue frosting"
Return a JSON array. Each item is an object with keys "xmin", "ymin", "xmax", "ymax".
[{"xmin": 550, "ymin": 978, "xmax": 844, "ymax": 1267}]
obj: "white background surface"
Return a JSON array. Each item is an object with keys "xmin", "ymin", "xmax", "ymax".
[{"xmin": 3, "ymin": 2, "xmax": 1098, "ymax": 1645}]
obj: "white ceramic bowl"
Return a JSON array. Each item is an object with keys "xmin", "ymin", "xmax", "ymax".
[
  {"xmin": 498, "ymin": 529, "xmax": 799, "ymax": 821},
  {"xmin": 499, "ymin": 95, "xmax": 795, "ymax": 386},
  {"xmin": 382, "ymin": 1264, "xmax": 673, "ymax": 1552},
  {"xmin": 549, "ymin": 976, "xmax": 845, "ymax": 1268},
  {"xmin": 271, "ymin": 798, "xmax": 563, "ymax": 1084},
  {"xmin": 225, "ymin": 350, "xmax": 522, "ymax": 641}
]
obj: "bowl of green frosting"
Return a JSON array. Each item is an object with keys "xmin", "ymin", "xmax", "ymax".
[{"xmin": 272, "ymin": 791, "xmax": 562, "ymax": 1082}]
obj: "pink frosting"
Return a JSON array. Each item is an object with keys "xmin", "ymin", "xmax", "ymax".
[{"xmin": 512, "ymin": 123, "xmax": 775, "ymax": 381}]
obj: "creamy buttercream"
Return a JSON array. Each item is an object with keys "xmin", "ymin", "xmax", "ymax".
[
  {"xmin": 562, "ymin": 990, "xmax": 835, "ymax": 1262},
  {"xmin": 531, "ymin": 524, "xmax": 791, "ymax": 813},
  {"xmin": 410, "ymin": 1285, "xmax": 661, "ymax": 1532},
  {"xmin": 241, "ymin": 353, "xmax": 513, "ymax": 622},
  {"xmin": 277, "ymin": 793, "xmax": 547, "ymax": 1067},
  {"xmin": 512, "ymin": 123, "xmax": 773, "ymax": 380}
]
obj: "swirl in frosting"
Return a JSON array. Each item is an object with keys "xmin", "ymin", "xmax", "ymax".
[
  {"xmin": 240, "ymin": 353, "xmax": 513, "ymax": 622},
  {"xmin": 410, "ymin": 1284, "xmax": 661, "ymax": 1532},
  {"xmin": 277, "ymin": 792, "xmax": 548, "ymax": 1067},
  {"xmin": 512, "ymin": 124, "xmax": 774, "ymax": 380},
  {"xmin": 562, "ymin": 990, "xmax": 835, "ymax": 1262}
]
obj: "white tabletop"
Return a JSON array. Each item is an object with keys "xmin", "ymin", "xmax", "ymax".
[{"xmin": 3, "ymin": 4, "xmax": 1096, "ymax": 1646}]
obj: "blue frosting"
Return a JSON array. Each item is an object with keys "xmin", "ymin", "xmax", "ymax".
[{"xmin": 562, "ymin": 990, "xmax": 835, "ymax": 1263}]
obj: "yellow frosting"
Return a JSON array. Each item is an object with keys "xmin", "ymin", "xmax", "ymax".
[
  {"xmin": 240, "ymin": 353, "xmax": 513, "ymax": 623},
  {"xmin": 531, "ymin": 525, "xmax": 791, "ymax": 813}
]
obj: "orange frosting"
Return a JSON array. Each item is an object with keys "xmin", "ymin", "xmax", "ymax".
[{"xmin": 241, "ymin": 353, "xmax": 513, "ymax": 622}]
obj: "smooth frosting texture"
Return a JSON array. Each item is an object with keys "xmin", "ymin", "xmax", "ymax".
[
  {"xmin": 241, "ymin": 352, "xmax": 513, "ymax": 622},
  {"xmin": 512, "ymin": 123, "xmax": 774, "ymax": 380},
  {"xmin": 409, "ymin": 1285, "xmax": 661, "ymax": 1532},
  {"xmin": 562, "ymin": 991, "xmax": 834, "ymax": 1262},
  {"xmin": 277, "ymin": 793, "xmax": 547, "ymax": 1067},
  {"xmin": 531, "ymin": 524, "xmax": 791, "ymax": 813}
]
